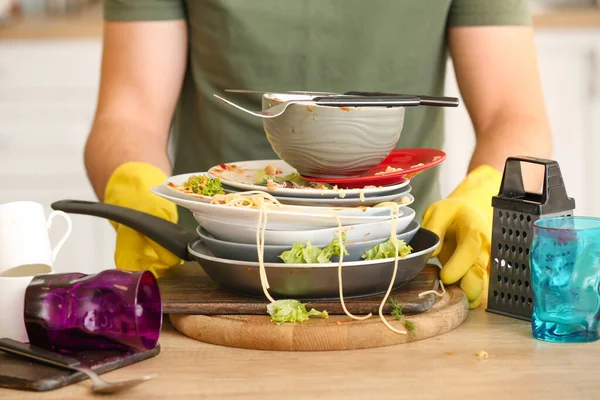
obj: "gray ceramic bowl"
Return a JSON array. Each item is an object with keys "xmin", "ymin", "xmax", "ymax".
[
  {"xmin": 262, "ymin": 93, "xmax": 406, "ymax": 177},
  {"xmin": 196, "ymin": 220, "xmax": 420, "ymax": 263}
]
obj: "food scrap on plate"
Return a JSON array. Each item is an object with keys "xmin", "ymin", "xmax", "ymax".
[{"xmin": 168, "ymin": 175, "xmax": 225, "ymax": 196}]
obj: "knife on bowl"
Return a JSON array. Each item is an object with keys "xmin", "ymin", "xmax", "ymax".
[
  {"xmin": 224, "ymin": 89, "xmax": 459, "ymax": 107},
  {"xmin": 224, "ymin": 89, "xmax": 340, "ymax": 96},
  {"xmin": 343, "ymin": 91, "xmax": 459, "ymax": 107}
]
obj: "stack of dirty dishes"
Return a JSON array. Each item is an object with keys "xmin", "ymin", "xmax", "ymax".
[{"xmin": 151, "ymin": 155, "xmax": 442, "ymax": 301}]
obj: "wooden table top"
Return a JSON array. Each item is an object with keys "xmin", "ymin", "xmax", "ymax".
[{"xmin": 0, "ymin": 306, "xmax": 598, "ymax": 399}]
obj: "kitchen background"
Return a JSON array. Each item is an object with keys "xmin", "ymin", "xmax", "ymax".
[{"xmin": 0, "ymin": 0, "xmax": 599, "ymax": 274}]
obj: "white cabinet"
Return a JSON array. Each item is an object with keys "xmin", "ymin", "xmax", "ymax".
[
  {"xmin": 0, "ymin": 38, "xmax": 115, "ymax": 274},
  {"xmin": 441, "ymin": 29, "xmax": 600, "ymax": 218},
  {"xmin": 535, "ymin": 31, "xmax": 599, "ymax": 217}
]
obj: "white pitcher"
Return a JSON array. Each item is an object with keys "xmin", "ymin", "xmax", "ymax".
[{"xmin": 0, "ymin": 201, "xmax": 72, "ymax": 277}]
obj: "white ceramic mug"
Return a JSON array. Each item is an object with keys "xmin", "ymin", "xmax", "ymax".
[
  {"xmin": 0, "ymin": 201, "xmax": 72, "ymax": 277},
  {"xmin": 0, "ymin": 275, "xmax": 33, "ymax": 342}
]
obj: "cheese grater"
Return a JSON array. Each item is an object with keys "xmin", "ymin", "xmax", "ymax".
[{"xmin": 486, "ymin": 156, "xmax": 575, "ymax": 321}]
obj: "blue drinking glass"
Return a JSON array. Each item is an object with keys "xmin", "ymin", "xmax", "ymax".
[{"xmin": 531, "ymin": 216, "xmax": 600, "ymax": 343}]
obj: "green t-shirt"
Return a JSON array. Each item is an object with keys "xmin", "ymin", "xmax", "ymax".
[{"xmin": 104, "ymin": 0, "xmax": 530, "ymax": 230}]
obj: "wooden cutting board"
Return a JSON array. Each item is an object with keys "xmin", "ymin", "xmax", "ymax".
[
  {"xmin": 160, "ymin": 263, "xmax": 469, "ymax": 351},
  {"xmin": 159, "ymin": 263, "xmax": 440, "ymax": 315},
  {"xmin": 170, "ymin": 287, "xmax": 468, "ymax": 351}
]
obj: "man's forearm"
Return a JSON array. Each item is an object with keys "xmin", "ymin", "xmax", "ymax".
[
  {"xmin": 468, "ymin": 113, "xmax": 552, "ymax": 192},
  {"xmin": 84, "ymin": 117, "xmax": 172, "ymax": 201}
]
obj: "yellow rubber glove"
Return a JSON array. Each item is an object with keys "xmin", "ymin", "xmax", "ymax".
[
  {"xmin": 422, "ymin": 165, "xmax": 502, "ymax": 309},
  {"xmin": 104, "ymin": 162, "xmax": 182, "ymax": 278}
]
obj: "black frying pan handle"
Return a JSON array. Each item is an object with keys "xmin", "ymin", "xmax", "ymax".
[
  {"xmin": 51, "ymin": 200, "xmax": 197, "ymax": 261},
  {"xmin": 343, "ymin": 91, "xmax": 459, "ymax": 107}
]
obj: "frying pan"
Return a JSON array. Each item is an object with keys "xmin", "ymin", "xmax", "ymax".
[{"xmin": 51, "ymin": 200, "xmax": 439, "ymax": 300}]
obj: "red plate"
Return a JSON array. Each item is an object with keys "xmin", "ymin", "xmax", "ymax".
[{"xmin": 301, "ymin": 148, "xmax": 446, "ymax": 189}]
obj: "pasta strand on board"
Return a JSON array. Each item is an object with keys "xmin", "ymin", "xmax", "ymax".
[
  {"xmin": 418, "ymin": 263, "xmax": 446, "ymax": 298},
  {"xmin": 256, "ymin": 195, "xmax": 276, "ymax": 303},
  {"xmin": 376, "ymin": 202, "xmax": 407, "ymax": 335},
  {"xmin": 333, "ymin": 214, "xmax": 372, "ymax": 321}
]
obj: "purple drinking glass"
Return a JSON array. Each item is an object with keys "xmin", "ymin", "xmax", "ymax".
[{"xmin": 23, "ymin": 269, "xmax": 162, "ymax": 352}]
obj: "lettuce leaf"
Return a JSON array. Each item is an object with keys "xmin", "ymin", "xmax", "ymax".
[
  {"xmin": 278, "ymin": 241, "xmax": 321, "ymax": 263},
  {"xmin": 317, "ymin": 232, "xmax": 349, "ymax": 263},
  {"xmin": 362, "ymin": 238, "xmax": 413, "ymax": 260},
  {"xmin": 267, "ymin": 299, "xmax": 329, "ymax": 324},
  {"xmin": 301, "ymin": 242, "xmax": 322, "ymax": 263},
  {"xmin": 201, "ymin": 177, "xmax": 225, "ymax": 196},
  {"xmin": 183, "ymin": 175, "xmax": 225, "ymax": 196},
  {"xmin": 278, "ymin": 243, "xmax": 304, "ymax": 264},
  {"xmin": 278, "ymin": 172, "xmax": 310, "ymax": 186},
  {"xmin": 255, "ymin": 172, "xmax": 309, "ymax": 186},
  {"xmin": 278, "ymin": 233, "xmax": 348, "ymax": 264},
  {"xmin": 254, "ymin": 170, "xmax": 268, "ymax": 185}
]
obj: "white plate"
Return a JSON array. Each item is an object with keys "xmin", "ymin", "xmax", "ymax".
[
  {"xmin": 272, "ymin": 188, "xmax": 414, "ymax": 207},
  {"xmin": 162, "ymin": 180, "xmax": 414, "ymax": 209},
  {"xmin": 152, "ymin": 185, "xmax": 400, "ymax": 219},
  {"xmin": 206, "ymin": 160, "xmax": 410, "ymax": 198},
  {"xmin": 162, "ymin": 171, "xmax": 413, "ymax": 208},
  {"xmin": 195, "ymin": 209, "xmax": 416, "ymax": 245},
  {"xmin": 191, "ymin": 210, "xmax": 399, "ymax": 231}
]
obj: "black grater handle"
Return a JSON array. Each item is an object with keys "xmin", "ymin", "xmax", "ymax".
[{"xmin": 498, "ymin": 156, "xmax": 574, "ymax": 213}]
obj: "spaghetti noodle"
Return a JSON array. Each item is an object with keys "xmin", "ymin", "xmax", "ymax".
[
  {"xmin": 418, "ymin": 264, "xmax": 446, "ymax": 298},
  {"xmin": 209, "ymin": 191, "xmax": 282, "ymax": 303},
  {"xmin": 210, "ymin": 191, "xmax": 281, "ymax": 208},
  {"xmin": 257, "ymin": 199, "xmax": 276, "ymax": 303},
  {"xmin": 375, "ymin": 202, "xmax": 408, "ymax": 335},
  {"xmin": 211, "ymin": 190, "xmax": 281, "ymax": 303},
  {"xmin": 333, "ymin": 214, "xmax": 372, "ymax": 321}
]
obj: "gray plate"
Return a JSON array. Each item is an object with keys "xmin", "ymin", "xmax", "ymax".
[
  {"xmin": 188, "ymin": 228, "xmax": 439, "ymax": 300},
  {"xmin": 196, "ymin": 220, "xmax": 420, "ymax": 263}
]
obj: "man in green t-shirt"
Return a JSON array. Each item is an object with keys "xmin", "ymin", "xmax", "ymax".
[{"xmin": 85, "ymin": 0, "xmax": 552, "ymax": 309}]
